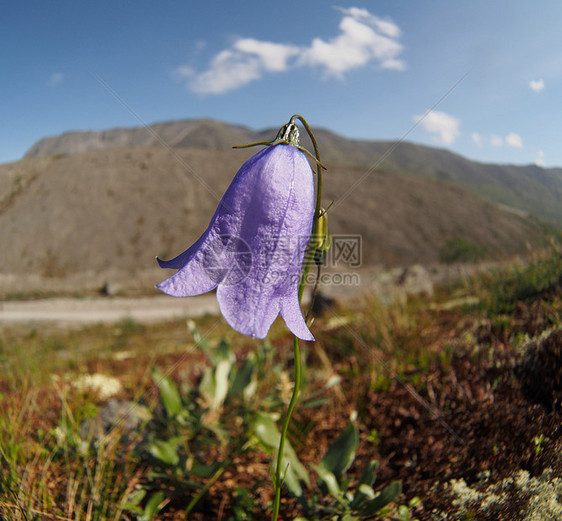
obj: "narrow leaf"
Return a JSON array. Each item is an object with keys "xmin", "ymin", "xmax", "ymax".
[
  {"xmin": 143, "ymin": 491, "xmax": 165, "ymax": 520},
  {"xmin": 313, "ymin": 463, "xmax": 341, "ymax": 499},
  {"xmin": 228, "ymin": 358, "xmax": 255, "ymax": 399},
  {"xmin": 214, "ymin": 338, "xmax": 234, "ymax": 365},
  {"xmin": 253, "ymin": 413, "xmax": 310, "ymax": 495},
  {"xmin": 148, "ymin": 439, "xmax": 180, "ymax": 467},
  {"xmin": 359, "ymin": 481, "xmax": 402, "ymax": 517},
  {"xmin": 320, "ymin": 422, "xmax": 358, "ymax": 481},
  {"xmin": 350, "ymin": 460, "xmax": 379, "ymax": 509},
  {"xmin": 192, "ymin": 460, "xmax": 223, "ymax": 478},
  {"xmin": 187, "ymin": 320, "xmax": 209, "ymax": 353},
  {"xmin": 153, "ymin": 370, "xmax": 182, "ymax": 417},
  {"xmin": 212, "ymin": 359, "xmax": 231, "ymax": 409}
]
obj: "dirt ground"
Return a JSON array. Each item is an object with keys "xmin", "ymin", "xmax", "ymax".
[
  {"xmin": 0, "ymin": 294, "xmax": 218, "ymax": 325},
  {"xmin": 2, "ymin": 262, "xmax": 560, "ymax": 520},
  {"xmin": 179, "ymin": 299, "xmax": 562, "ymax": 520}
]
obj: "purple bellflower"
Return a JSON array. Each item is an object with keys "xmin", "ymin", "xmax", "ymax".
[{"xmin": 157, "ymin": 126, "xmax": 315, "ymax": 341}]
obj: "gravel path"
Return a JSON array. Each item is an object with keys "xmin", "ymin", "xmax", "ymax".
[
  {"xmin": 0, "ymin": 263, "xmax": 490, "ymax": 327},
  {"xmin": 0, "ymin": 295, "xmax": 219, "ymax": 325}
]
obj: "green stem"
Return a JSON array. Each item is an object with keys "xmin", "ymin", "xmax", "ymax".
[
  {"xmin": 272, "ymin": 335, "xmax": 301, "ymax": 521},
  {"xmin": 271, "ymin": 115, "xmax": 324, "ymax": 521},
  {"xmin": 184, "ymin": 464, "xmax": 226, "ymax": 516},
  {"xmin": 297, "ymin": 116, "xmax": 324, "ymax": 308}
]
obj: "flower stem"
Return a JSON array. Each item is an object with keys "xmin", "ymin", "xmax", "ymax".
[
  {"xmin": 272, "ymin": 115, "xmax": 323, "ymax": 521},
  {"xmin": 294, "ymin": 114, "xmax": 324, "ymax": 307},
  {"xmin": 272, "ymin": 334, "xmax": 301, "ymax": 521}
]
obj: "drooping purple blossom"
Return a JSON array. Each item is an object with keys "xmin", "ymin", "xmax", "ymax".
[{"xmin": 157, "ymin": 143, "xmax": 315, "ymax": 340}]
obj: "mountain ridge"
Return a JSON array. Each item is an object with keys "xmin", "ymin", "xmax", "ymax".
[
  {"xmin": 0, "ymin": 141, "xmax": 552, "ymax": 297},
  {"xmin": 0, "ymin": 118, "xmax": 558, "ymax": 297},
  {"xmin": 23, "ymin": 118, "xmax": 562, "ymax": 226}
]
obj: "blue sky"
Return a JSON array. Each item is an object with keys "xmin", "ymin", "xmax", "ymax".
[{"xmin": 3, "ymin": 1, "xmax": 561, "ymax": 167}]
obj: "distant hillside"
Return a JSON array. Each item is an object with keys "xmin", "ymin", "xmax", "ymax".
[
  {"xmin": 24, "ymin": 119, "xmax": 260, "ymax": 158},
  {"xmin": 0, "ymin": 143, "xmax": 550, "ymax": 297},
  {"xmin": 24, "ymin": 118, "xmax": 562, "ymax": 226}
]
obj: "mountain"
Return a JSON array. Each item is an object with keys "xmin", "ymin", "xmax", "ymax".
[
  {"xmin": 23, "ymin": 119, "xmax": 260, "ymax": 158},
  {"xmin": 0, "ymin": 127, "xmax": 552, "ymax": 297},
  {"xmin": 23, "ymin": 118, "xmax": 562, "ymax": 226}
]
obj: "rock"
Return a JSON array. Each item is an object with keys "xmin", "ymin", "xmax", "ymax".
[
  {"xmin": 79, "ymin": 399, "xmax": 151, "ymax": 442},
  {"xmin": 395, "ymin": 264, "xmax": 434, "ymax": 298},
  {"xmin": 517, "ymin": 328, "xmax": 562, "ymax": 410},
  {"xmin": 100, "ymin": 281, "xmax": 120, "ymax": 296},
  {"xmin": 310, "ymin": 291, "xmax": 337, "ymax": 317}
]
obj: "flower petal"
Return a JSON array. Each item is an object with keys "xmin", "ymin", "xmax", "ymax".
[
  {"xmin": 217, "ymin": 283, "xmax": 281, "ymax": 339},
  {"xmin": 280, "ymin": 286, "xmax": 315, "ymax": 341},
  {"xmin": 156, "ymin": 233, "xmax": 208, "ymax": 270},
  {"xmin": 156, "ymin": 252, "xmax": 218, "ymax": 296},
  {"xmin": 157, "ymin": 144, "xmax": 315, "ymax": 340}
]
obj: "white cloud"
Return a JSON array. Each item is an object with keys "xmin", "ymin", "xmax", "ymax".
[
  {"xmin": 339, "ymin": 7, "xmax": 401, "ymax": 38},
  {"xmin": 180, "ymin": 7, "xmax": 405, "ymax": 94},
  {"xmin": 535, "ymin": 150, "xmax": 545, "ymax": 167},
  {"xmin": 234, "ymin": 38, "xmax": 299, "ymax": 72},
  {"xmin": 472, "ymin": 131, "xmax": 525, "ymax": 150},
  {"xmin": 529, "ymin": 78, "xmax": 544, "ymax": 92},
  {"xmin": 47, "ymin": 72, "xmax": 64, "ymax": 87},
  {"xmin": 175, "ymin": 65, "xmax": 195, "ymax": 78},
  {"xmin": 414, "ymin": 110, "xmax": 460, "ymax": 145},
  {"xmin": 477, "ymin": 132, "xmax": 522, "ymax": 148},
  {"xmin": 505, "ymin": 132, "xmax": 523, "ymax": 148},
  {"xmin": 471, "ymin": 132, "xmax": 483, "ymax": 147},
  {"xmin": 187, "ymin": 49, "xmax": 263, "ymax": 95},
  {"xmin": 299, "ymin": 9, "xmax": 405, "ymax": 76}
]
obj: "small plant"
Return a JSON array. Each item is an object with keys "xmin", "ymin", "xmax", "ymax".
[
  {"xmin": 129, "ymin": 330, "xmax": 264, "ymax": 518},
  {"xmin": 482, "ymin": 243, "xmax": 562, "ymax": 314},
  {"xmin": 532, "ymin": 434, "xmax": 546, "ymax": 457},
  {"xmin": 117, "ymin": 321, "xmax": 411, "ymax": 520},
  {"xmin": 439, "ymin": 237, "xmax": 488, "ymax": 264},
  {"xmin": 292, "ymin": 421, "xmax": 417, "ymax": 520}
]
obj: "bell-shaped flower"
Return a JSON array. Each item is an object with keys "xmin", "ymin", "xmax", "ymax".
[{"xmin": 156, "ymin": 142, "xmax": 315, "ymax": 340}]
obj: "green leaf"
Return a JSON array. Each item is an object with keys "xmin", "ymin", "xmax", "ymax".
[
  {"xmin": 358, "ymin": 460, "xmax": 379, "ymax": 488},
  {"xmin": 320, "ymin": 422, "xmax": 358, "ymax": 481},
  {"xmin": 313, "ymin": 463, "xmax": 341, "ymax": 499},
  {"xmin": 214, "ymin": 338, "xmax": 234, "ymax": 365},
  {"xmin": 228, "ymin": 358, "xmax": 255, "ymax": 399},
  {"xmin": 187, "ymin": 320, "xmax": 209, "ymax": 353},
  {"xmin": 299, "ymin": 397, "xmax": 330, "ymax": 409},
  {"xmin": 279, "ymin": 459, "xmax": 303, "ymax": 497},
  {"xmin": 142, "ymin": 491, "xmax": 165, "ymax": 521},
  {"xmin": 359, "ymin": 481, "xmax": 402, "ymax": 517},
  {"xmin": 253, "ymin": 413, "xmax": 279, "ymax": 447},
  {"xmin": 153, "ymin": 370, "xmax": 182, "ymax": 417},
  {"xmin": 199, "ymin": 358, "xmax": 233, "ymax": 411},
  {"xmin": 192, "ymin": 459, "xmax": 222, "ymax": 478},
  {"xmin": 253, "ymin": 413, "xmax": 309, "ymax": 497},
  {"xmin": 199, "ymin": 366, "xmax": 215, "ymax": 404},
  {"xmin": 124, "ymin": 488, "xmax": 146, "ymax": 507},
  {"xmin": 212, "ymin": 359, "xmax": 231, "ymax": 409},
  {"xmin": 120, "ymin": 489, "xmax": 146, "ymax": 514},
  {"xmin": 197, "ymin": 338, "xmax": 235, "ymax": 410},
  {"xmin": 148, "ymin": 439, "xmax": 180, "ymax": 467},
  {"xmin": 350, "ymin": 460, "xmax": 379, "ymax": 509}
]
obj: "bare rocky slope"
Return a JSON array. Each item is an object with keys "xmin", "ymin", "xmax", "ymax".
[
  {"xmin": 0, "ymin": 139, "xmax": 551, "ymax": 297},
  {"xmin": 24, "ymin": 118, "xmax": 562, "ymax": 226}
]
